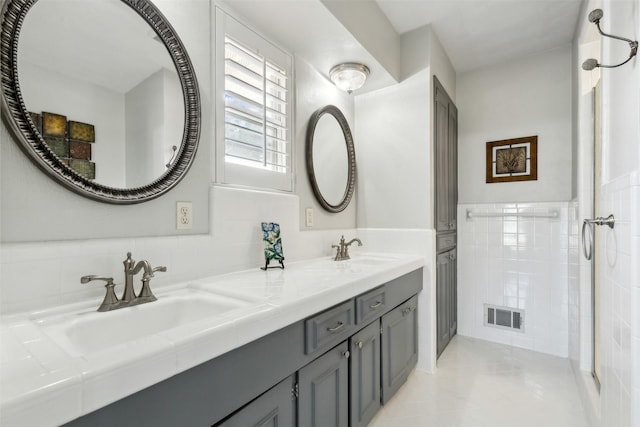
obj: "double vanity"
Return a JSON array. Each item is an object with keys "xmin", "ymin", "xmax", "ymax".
[
  {"xmin": 0, "ymin": 0, "xmax": 426, "ymax": 425},
  {"xmin": 1, "ymin": 253, "xmax": 424, "ymax": 427}
]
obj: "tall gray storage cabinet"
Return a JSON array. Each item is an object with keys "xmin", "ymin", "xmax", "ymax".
[{"xmin": 434, "ymin": 76, "xmax": 458, "ymax": 358}]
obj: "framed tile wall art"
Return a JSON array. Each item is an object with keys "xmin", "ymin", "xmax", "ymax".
[{"xmin": 486, "ymin": 135, "xmax": 538, "ymax": 183}]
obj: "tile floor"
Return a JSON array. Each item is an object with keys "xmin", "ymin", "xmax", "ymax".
[{"xmin": 370, "ymin": 336, "xmax": 589, "ymax": 427}]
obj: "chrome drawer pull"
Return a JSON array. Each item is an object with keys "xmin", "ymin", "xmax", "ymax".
[
  {"xmin": 369, "ymin": 301, "xmax": 383, "ymax": 309},
  {"xmin": 327, "ymin": 321, "xmax": 344, "ymax": 333}
]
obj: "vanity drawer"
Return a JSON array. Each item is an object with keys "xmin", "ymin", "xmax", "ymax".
[
  {"xmin": 436, "ymin": 233, "xmax": 456, "ymax": 252},
  {"xmin": 355, "ymin": 286, "xmax": 386, "ymax": 324},
  {"xmin": 305, "ymin": 300, "xmax": 355, "ymax": 355}
]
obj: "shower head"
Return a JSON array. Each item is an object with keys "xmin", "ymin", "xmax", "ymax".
[
  {"xmin": 588, "ymin": 9, "xmax": 603, "ymax": 23},
  {"xmin": 582, "ymin": 58, "xmax": 599, "ymax": 71},
  {"xmin": 582, "ymin": 8, "xmax": 638, "ymax": 71}
]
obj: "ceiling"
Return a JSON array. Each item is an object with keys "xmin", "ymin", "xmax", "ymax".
[
  {"xmin": 19, "ymin": 0, "xmax": 175, "ymax": 94},
  {"xmin": 18, "ymin": 0, "xmax": 586, "ymax": 96},
  {"xmin": 375, "ymin": 0, "xmax": 584, "ymax": 73}
]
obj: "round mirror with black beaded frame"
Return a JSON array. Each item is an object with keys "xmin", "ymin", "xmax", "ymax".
[
  {"xmin": 0, "ymin": 0, "xmax": 201, "ymax": 204},
  {"xmin": 306, "ymin": 105, "xmax": 356, "ymax": 213}
]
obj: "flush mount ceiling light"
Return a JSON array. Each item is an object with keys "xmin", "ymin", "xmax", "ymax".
[
  {"xmin": 582, "ymin": 8, "xmax": 638, "ymax": 71},
  {"xmin": 329, "ymin": 63, "xmax": 370, "ymax": 94}
]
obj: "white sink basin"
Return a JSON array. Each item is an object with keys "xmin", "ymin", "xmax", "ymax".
[
  {"xmin": 346, "ymin": 255, "xmax": 399, "ymax": 266},
  {"xmin": 35, "ymin": 289, "xmax": 255, "ymax": 357}
]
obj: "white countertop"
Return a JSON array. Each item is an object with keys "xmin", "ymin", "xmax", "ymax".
[{"xmin": 0, "ymin": 253, "xmax": 424, "ymax": 427}]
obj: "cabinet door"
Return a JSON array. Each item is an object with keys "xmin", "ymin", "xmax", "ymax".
[
  {"xmin": 216, "ymin": 375, "xmax": 295, "ymax": 427},
  {"xmin": 350, "ymin": 321, "xmax": 381, "ymax": 427},
  {"xmin": 437, "ymin": 249, "xmax": 457, "ymax": 358},
  {"xmin": 298, "ymin": 342, "xmax": 349, "ymax": 427},
  {"xmin": 434, "ymin": 76, "xmax": 458, "ymax": 232},
  {"xmin": 449, "ymin": 249, "xmax": 458, "ymax": 339},
  {"xmin": 448, "ymin": 103, "xmax": 458, "ymax": 230},
  {"xmin": 434, "ymin": 84, "xmax": 450, "ymax": 233},
  {"xmin": 381, "ymin": 296, "xmax": 418, "ymax": 404}
]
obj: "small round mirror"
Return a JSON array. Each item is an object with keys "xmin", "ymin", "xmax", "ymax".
[{"xmin": 306, "ymin": 105, "xmax": 356, "ymax": 213}]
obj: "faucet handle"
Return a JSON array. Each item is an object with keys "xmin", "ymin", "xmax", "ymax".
[
  {"xmin": 138, "ymin": 265, "xmax": 166, "ymax": 303},
  {"xmin": 332, "ymin": 244, "xmax": 341, "ymax": 261},
  {"xmin": 81, "ymin": 275, "xmax": 120, "ymax": 312},
  {"xmin": 143, "ymin": 265, "xmax": 167, "ymax": 280},
  {"xmin": 81, "ymin": 275, "xmax": 114, "ymax": 284}
]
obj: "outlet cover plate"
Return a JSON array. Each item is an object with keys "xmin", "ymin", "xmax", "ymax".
[{"xmin": 177, "ymin": 202, "xmax": 193, "ymax": 230}]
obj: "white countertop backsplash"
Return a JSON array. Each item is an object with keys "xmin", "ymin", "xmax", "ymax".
[{"xmin": 0, "ymin": 252, "xmax": 424, "ymax": 427}]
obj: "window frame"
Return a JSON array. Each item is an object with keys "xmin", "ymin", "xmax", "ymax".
[{"xmin": 214, "ymin": 7, "xmax": 294, "ymax": 192}]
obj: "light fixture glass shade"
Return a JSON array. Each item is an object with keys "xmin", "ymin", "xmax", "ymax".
[{"xmin": 329, "ymin": 63, "xmax": 370, "ymax": 94}]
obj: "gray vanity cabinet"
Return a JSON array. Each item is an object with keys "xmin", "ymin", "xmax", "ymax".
[
  {"xmin": 436, "ymin": 248, "xmax": 457, "ymax": 357},
  {"xmin": 216, "ymin": 375, "xmax": 295, "ymax": 427},
  {"xmin": 63, "ymin": 269, "xmax": 422, "ymax": 427},
  {"xmin": 349, "ymin": 320, "xmax": 381, "ymax": 427},
  {"xmin": 298, "ymin": 341, "xmax": 350, "ymax": 427},
  {"xmin": 381, "ymin": 295, "xmax": 418, "ymax": 404}
]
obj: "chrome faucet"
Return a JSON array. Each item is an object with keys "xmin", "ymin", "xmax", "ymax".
[
  {"xmin": 81, "ymin": 252, "xmax": 166, "ymax": 312},
  {"xmin": 332, "ymin": 235, "xmax": 363, "ymax": 261}
]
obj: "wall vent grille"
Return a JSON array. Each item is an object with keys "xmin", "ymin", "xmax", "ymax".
[{"xmin": 484, "ymin": 304, "xmax": 524, "ymax": 332}]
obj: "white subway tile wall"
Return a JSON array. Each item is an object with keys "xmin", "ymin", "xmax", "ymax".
[
  {"xmin": 598, "ymin": 172, "xmax": 640, "ymax": 427},
  {"xmin": 458, "ymin": 202, "xmax": 570, "ymax": 357}
]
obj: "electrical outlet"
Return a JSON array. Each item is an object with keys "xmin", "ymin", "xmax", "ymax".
[
  {"xmin": 305, "ymin": 207, "xmax": 314, "ymax": 227},
  {"xmin": 176, "ymin": 202, "xmax": 193, "ymax": 230}
]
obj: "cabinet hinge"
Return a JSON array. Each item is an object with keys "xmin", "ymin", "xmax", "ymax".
[{"xmin": 292, "ymin": 382, "xmax": 299, "ymax": 399}]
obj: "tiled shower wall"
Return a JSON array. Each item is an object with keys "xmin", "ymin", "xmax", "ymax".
[
  {"xmin": 457, "ymin": 202, "xmax": 571, "ymax": 357},
  {"xmin": 598, "ymin": 172, "xmax": 639, "ymax": 427}
]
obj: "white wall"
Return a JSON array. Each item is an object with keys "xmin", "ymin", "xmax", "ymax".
[
  {"xmin": 356, "ymin": 25, "xmax": 456, "ymax": 231},
  {"xmin": 457, "ymin": 45, "xmax": 573, "ymax": 204},
  {"xmin": 355, "ymin": 73, "xmax": 430, "ymax": 229},
  {"xmin": 125, "ymin": 68, "xmax": 183, "ymax": 187},
  {"xmin": 601, "ymin": 1, "xmax": 639, "ymax": 182},
  {"xmin": 295, "ymin": 57, "xmax": 356, "ymax": 231},
  {"xmin": 126, "ymin": 69, "xmax": 166, "ymax": 187},
  {"xmin": 355, "ymin": 26, "xmax": 456, "ymax": 372}
]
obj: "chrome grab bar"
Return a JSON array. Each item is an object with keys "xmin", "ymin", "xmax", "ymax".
[{"xmin": 582, "ymin": 214, "xmax": 615, "ymax": 260}]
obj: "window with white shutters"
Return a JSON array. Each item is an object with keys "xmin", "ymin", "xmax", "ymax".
[{"xmin": 215, "ymin": 10, "xmax": 293, "ymax": 191}]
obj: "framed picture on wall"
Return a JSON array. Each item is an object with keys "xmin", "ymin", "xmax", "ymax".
[{"xmin": 486, "ymin": 136, "xmax": 538, "ymax": 183}]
